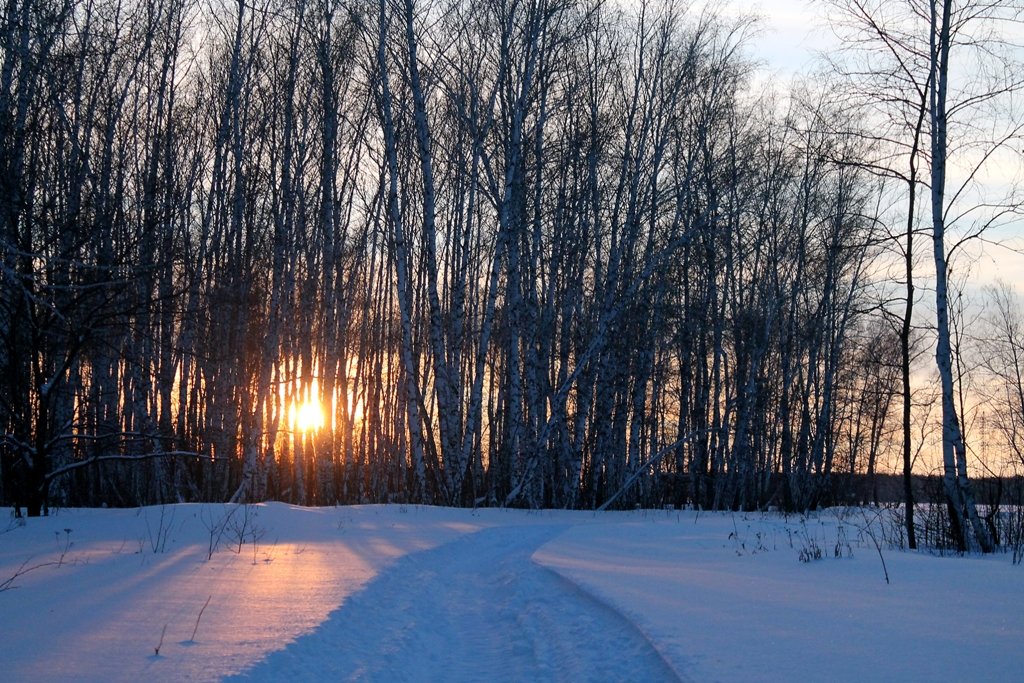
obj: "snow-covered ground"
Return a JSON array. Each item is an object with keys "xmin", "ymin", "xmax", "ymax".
[{"xmin": 1, "ymin": 503, "xmax": 1021, "ymax": 682}]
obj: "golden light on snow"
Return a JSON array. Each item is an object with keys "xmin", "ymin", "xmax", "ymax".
[{"xmin": 292, "ymin": 399, "xmax": 325, "ymax": 433}]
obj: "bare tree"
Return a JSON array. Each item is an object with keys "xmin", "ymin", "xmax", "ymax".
[
  {"xmin": 979, "ymin": 283, "xmax": 1024, "ymax": 470},
  {"xmin": 824, "ymin": 0, "xmax": 1023, "ymax": 550}
]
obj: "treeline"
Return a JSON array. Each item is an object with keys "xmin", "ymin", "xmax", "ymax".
[{"xmin": 0, "ymin": 0, "xmax": 971, "ymax": 515}]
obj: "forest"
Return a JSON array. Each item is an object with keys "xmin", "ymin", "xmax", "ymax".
[{"xmin": 1, "ymin": 0, "xmax": 1022, "ymax": 551}]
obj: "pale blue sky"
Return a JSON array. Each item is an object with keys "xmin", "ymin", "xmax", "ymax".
[{"xmin": 743, "ymin": 0, "xmax": 1024, "ymax": 289}]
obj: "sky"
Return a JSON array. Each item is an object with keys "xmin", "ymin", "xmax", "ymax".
[
  {"xmin": 744, "ymin": 0, "xmax": 1024, "ymax": 290},
  {"xmin": 744, "ymin": 0, "xmax": 833, "ymax": 77}
]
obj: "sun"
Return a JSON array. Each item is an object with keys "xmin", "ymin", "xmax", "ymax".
[{"xmin": 292, "ymin": 400, "xmax": 324, "ymax": 433}]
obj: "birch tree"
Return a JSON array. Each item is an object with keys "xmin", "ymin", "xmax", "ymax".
[{"xmin": 825, "ymin": 0, "xmax": 1022, "ymax": 550}]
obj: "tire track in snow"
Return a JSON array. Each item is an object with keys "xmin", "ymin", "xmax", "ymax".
[{"xmin": 233, "ymin": 524, "xmax": 683, "ymax": 682}]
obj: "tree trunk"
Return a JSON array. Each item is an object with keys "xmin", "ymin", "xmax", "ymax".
[{"xmin": 929, "ymin": 0, "xmax": 993, "ymax": 553}]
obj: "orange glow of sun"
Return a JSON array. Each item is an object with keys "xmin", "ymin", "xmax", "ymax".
[{"xmin": 292, "ymin": 400, "xmax": 324, "ymax": 433}]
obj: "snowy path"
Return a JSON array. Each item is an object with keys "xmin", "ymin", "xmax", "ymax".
[{"xmin": 233, "ymin": 524, "xmax": 684, "ymax": 682}]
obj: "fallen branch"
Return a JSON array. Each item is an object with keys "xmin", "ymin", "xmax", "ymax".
[
  {"xmin": 597, "ymin": 430, "xmax": 711, "ymax": 512},
  {"xmin": 45, "ymin": 451, "xmax": 211, "ymax": 482}
]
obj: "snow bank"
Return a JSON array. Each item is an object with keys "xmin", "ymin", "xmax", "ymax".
[{"xmin": 534, "ymin": 509, "xmax": 1024, "ymax": 682}]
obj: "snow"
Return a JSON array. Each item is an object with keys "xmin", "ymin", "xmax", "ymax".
[
  {"xmin": 1, "ymin": 504, "xmax": 1021, "ymax": 682},
  {"xmin": 535, "ymin": 512, "xmax": 1024, "ymax": 681}
]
